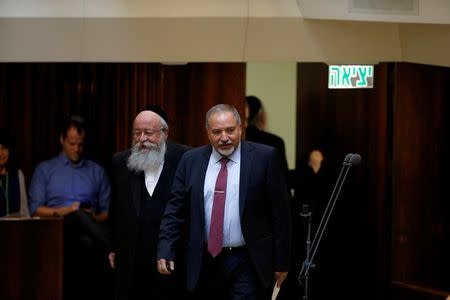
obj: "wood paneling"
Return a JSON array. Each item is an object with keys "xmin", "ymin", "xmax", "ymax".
[
  {"xmin": 391, "ymin": 63, "xmax": 450, "ymax": 290},
  {"xmin": 296, "ymin": 62, "xmax": 391, "ymax": 300},
  {"xmin": 0, "ymin": 218, "xmax": 63, "ymax": 300},
  {"xmin": 296, "ymin": 62, "xmax": 450, "ymax": 300}
]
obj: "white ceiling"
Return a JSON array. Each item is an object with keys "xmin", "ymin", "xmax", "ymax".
[
  {"xmin": 0, "ymin": 0, "xmax": 449, "ymax": 65},
  {"xmin": 1, "ymin": 0, "xmax": 449, "ymax": 22},
  {"xmin": 297, "ymin": 0, "xmax": 450, "ymax": 24}
]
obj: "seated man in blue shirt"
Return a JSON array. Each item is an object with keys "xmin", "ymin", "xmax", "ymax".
[{"xmin": 29, "ymin": 116, "xmax": 111, "ymax": 300}]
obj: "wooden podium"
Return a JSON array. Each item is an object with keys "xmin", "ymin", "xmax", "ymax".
[{"xmin": 0, "ymin": 217, "xmax": 63, "ymax": 300}]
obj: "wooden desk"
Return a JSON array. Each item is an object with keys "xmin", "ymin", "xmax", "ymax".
[{"xmin": 0, "ymin": 218, "xmax": 63, "ymax": 300}]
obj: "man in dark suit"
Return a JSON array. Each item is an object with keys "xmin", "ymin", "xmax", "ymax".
[
  {"xmin": 157, "ymin": 104, "xmax": 291, "ymax": 299},
  {"xmin": 245, "ymin": 95, "xmax": 289, "ymax": 177},
  {"xmin": 108, "ymin": 107, "xmax": 189, "ymax": 299}
]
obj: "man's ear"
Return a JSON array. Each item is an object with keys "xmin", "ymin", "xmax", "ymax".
[
  {"xmin": 60, "ymin": 134, "xmax": 64, "ymax": 145},
  {"xmin": 259, "ymin": 111, "xmax": 267, "ymax": 131}
]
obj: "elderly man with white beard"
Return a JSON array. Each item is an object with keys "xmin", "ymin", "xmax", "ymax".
[{"xmin": 108, "ymin": 107, "xmax": 189, "ymax": 300}]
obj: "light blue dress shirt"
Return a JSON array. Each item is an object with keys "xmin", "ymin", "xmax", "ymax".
[
  {"xmin": 28, "ymin": 153, "xmax": 111, "ymax": 215},
  {"xmin": 204, "ymin": 143, "xmax": 245, "ymax": 247}
]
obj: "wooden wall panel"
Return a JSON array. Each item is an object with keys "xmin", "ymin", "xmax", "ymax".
[
  {"xmin": 296, "ymin": 62, "xmax": 390, "ymax": 300},
  {"xmin": 391, "ymin": 62, "xmax": 450, "ymax": 290},
  {"xmin": 297, "ymin": 62, "xmax": 450, "ymax": 300}
]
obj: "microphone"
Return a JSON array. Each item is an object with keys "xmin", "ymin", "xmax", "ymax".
[
  {"xmin": 343, "ymin": 153, "xmax": 362, "ymax": 166},
  {"xmin": 343, "ymin": 153, "xmax": 353, "ymax": 163},
  {"xmin": 349, "ymin": 154, "xmax": 361, "ymax": 166},
  {"xmin": 299, "ymin": 204, "xmax": 311, "ymax": 218}
]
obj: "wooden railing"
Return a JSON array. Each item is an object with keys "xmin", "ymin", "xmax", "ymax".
[{"xmin": 391, "ymin": 281, "xmax": 450, "ymax": 300}]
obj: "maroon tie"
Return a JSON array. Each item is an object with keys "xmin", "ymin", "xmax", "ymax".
[{"xmin": 208, "ymin": 156, "xmax": 229, "ymax": 257}]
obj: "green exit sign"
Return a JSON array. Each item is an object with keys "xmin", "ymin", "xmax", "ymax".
[{"xmin": 328, "ymin": 65, "xmax": 374, "ymax": 89}]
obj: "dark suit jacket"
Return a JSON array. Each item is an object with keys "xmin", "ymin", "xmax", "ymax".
[
  {"xmin": 246, "ymin": 125, "xmax": 289, "ymax": 176},
  {"xmin": 109, "ymin": 141, "xmax": 188, "ymax": 299},
  {"xmin": 158, "ymin": 141, "xmax": 291, "ymax": 290}
]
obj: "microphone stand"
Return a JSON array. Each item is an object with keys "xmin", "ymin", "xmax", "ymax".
[
  {"xmin": 298, "ymin": 153, "xmax": 360, "ymax": 299},
  {"xmin": 299, "ymin": 204, "xmax": 313, "ymax": 300}
]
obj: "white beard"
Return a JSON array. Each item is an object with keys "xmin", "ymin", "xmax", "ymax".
[
  {"xmin": 216, "ymin": 146, "xmax": 235, "ymax": 157},
  {"xmin": 127, "ymin": 140, "xmax": 167, "ymax": 173},
  {"xmin": 216, "ymin": 141, "xmax": 236, "ymax": 157}
]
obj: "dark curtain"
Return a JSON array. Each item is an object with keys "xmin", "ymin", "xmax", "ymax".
[{"xmin": 0, "ymin": 63, "xmax": 245, "ymax": 179}]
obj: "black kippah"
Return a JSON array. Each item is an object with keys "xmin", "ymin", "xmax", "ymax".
[{"xmin": 142, "ymin": 104, "xmax": 169, "ymax": 123}]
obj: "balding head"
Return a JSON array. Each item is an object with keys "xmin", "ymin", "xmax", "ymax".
[
  {"xmin": 127, "ymin": 110, "xmax": 169, "ymax": 173},
  {"xmin": 132, "ymin": 110, "xmax": 168, "ymax": 147},
  {"xmin": 134, "ymin": 110, "xmax": 168, "ymax": 133}
]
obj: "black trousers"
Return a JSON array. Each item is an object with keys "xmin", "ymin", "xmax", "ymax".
[{"xmin": 193, "ymin": 247, "xmax": 265, "ymax": 300}]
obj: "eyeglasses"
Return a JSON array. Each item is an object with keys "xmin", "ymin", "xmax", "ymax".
[{"xmin": 132, "ymin": 128, "xmax": 163, "ymax": 139}]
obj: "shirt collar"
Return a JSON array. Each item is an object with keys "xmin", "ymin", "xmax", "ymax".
[
  {"xmin": 211, "ymin": 142, "xmax": 241, "ymax": 165},
  {"xmin": 58, "ymin": 152, "xmax": 85, "ymax": 168}
]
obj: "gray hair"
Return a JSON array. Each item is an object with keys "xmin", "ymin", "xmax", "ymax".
[
  {"xmin": 205, "ymin": 104, "xmax": 241, "ymax": 129},
  {"xmin": 160, "ymin": 117, "xmax": 169, "ymax": 132}
]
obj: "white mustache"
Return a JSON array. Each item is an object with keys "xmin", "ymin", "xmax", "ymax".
[
  {"xmin": 138, "ymin": 141, "xmax": 159, "ymax": 150},
  {"xmin": 127, "ymin": 140, "xmax": 167, "ymax": 172}
]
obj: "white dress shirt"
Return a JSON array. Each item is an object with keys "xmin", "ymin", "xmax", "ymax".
[
  {"xmin": 204, "ymin": 143, "xmax": 245, "ymax": 247},
  {"xmin": 144, "ymin": 162, "xmax": 164, "ymax": 196}
]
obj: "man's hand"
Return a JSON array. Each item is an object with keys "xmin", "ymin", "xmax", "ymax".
[
  {"xmin": 70, "ymin": 201, "xmax": 80, "ymax": 212},
  {"xmin": 157, "ymin": 258, "xmax": 175, "ymax": 275},
  {"xmin": 274, "ymin": 272, "xmax": 288, "ymax": 287},
  {"xmin": 92, "ymin": 211, "xmax": 108, "ymax": 223},
  {"xmin": 108, "ymin": 252, "xmax": 115, "ymax": 269},
  {"xmin": 35, "ymin": 202, "xmax": 81, "ymax": 217}
]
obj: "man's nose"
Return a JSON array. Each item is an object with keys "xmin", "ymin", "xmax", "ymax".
[
  {"xmin": 138, "ymin": 133, "xmax": 149, "ymax": 142},
  {"xmin": 219, "ymin": 132, "xmax": 229, "ymax": 141}
]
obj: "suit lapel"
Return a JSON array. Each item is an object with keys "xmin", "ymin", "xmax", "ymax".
[
  {"xmin": 152, "ymin": 162, "xmax": 170, "ymax": 200},
  {"xmin": 198, "ymin": 146, "xmax": 212, "ymax": 226},
  {"xmin": 154, "ymin": 144, "xmax": 174, "ymax": 198},
  {"xmin": 239, "ymin": 141, "xmax": 251, "ymax": 218},
  {"xmin": 130, "ymin": 171, "xmax": 144, "ymax": 216}
]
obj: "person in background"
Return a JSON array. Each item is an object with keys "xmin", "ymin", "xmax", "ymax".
[
  {"xmin": 296, "ymin": 148, "xmax": 330, "ymax": 222},
  {"xmin": 285, "ymin": 148, "xmax": 333, "ymax": 300},
  {"xmin": 157, "ymin": 104, "xmax": 291, "ymax": 300},
  {"xmin": 245, "ymin": 96, "xmax": 296, "ymax": 298},
  {"xmin": 108, "ymin": 106, "xmax": 189, "ymax": 300},
  {"xmin": 28, "ymin": 115, "xmax": 112, "ymax": 300},
  {"xmin": 245, "ymin": 95, "xmax": 289, "ymax": 177},
  {"xmin": 0, "ymin": 129, "xmax": 29, "ymax": 218}
]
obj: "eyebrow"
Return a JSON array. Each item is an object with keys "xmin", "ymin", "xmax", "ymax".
[{"xmin": 211, "ymin": 126, "xmax": 235, "ymax": 131}]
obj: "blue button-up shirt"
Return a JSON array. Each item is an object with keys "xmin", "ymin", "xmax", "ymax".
[{"xmin": 28, "ymin": 153, "xmax": 111, "ymax": 215}]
